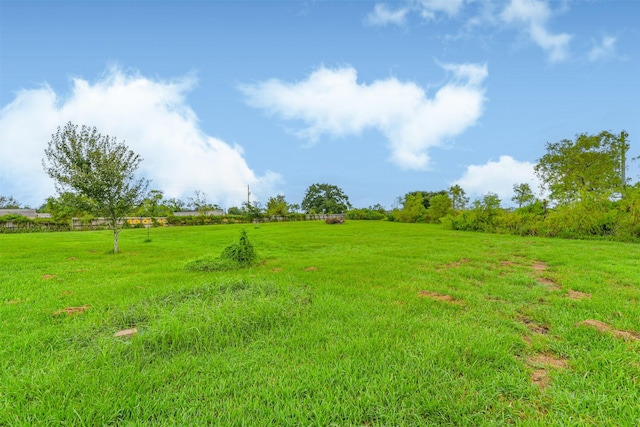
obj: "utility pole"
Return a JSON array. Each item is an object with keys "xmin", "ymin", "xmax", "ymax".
[{"xmin": 247, "ymin": 185, "xmax": 251, "ymax": 208}]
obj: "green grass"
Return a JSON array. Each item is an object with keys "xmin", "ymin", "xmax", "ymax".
[{"xmin": 1, "ymin": 221, "xmax": 639, "ymax": 426}]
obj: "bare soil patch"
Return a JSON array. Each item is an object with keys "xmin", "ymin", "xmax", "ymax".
[
  {"xmin": 531, "ymin": 261, "xmax": 548, "ymax": 272},
  {"xmin": 566, "ymin": 290, "xmax": 591, "ymax": 300},
  {"xmin": 271, "ymin": 268, "xmax": 283, "ymax": 272},
  {"xmin": 58, "ymin": 290, "xmax": 73, "ymax": 297},
  {"xmin": 537, "ymin": 277, "xmax": 560, "ymax": 290},
  {"xmin": 304, "ymin": 267, "xmax": 318, "ymax": 271},
  {"xmin": 114, "ymin": 328, "xmax": 138, "ymax": 338},
  {"xmin": 527, "ymin": 353, "xmax": 568, "ymax": 389},
  {"xmin": 54, "ymin": 305, "xmax": 90, "ymax": 316},
  {"xmin": 520, "ymin": 316, "xmax": 550, "ymax": 335},
  {"xmin": 42, "ymin": 274, "xmax": 56, "ymax": 280},
  {"xmin": 442, "ymin": 258, "xmax": 471, "ymax": 269},
  {"xmin": 6, "ymin": 299, "xmax": 21, "ymax": 305},
  {"xmin": 418, "ymin": 290, "xmax": 463, "ymax": 304},
  {"xmin": 67, "ymin": 257, "xmax": 77, "ymax": 261},
  {"xmin": 576, "ymin": 319, "xmax": 640, "ymax": 341}
]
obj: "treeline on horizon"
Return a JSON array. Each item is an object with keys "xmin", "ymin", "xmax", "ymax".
[{"xmin": 2, "ymin": 130, "xmax": 638, "ymax": 241}]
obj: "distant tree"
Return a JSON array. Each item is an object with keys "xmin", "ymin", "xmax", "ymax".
[
  {"xmin": 426, "ymin": 193, "xmax": 453, "ymax": 223},
  {"xmin": 402, "ymin": 191, "xmax": 447, "ymax": 210},
  {"xmin": 534, "ymin": 130, "xmax": 629, "ymax": 204},
  {"xmin": 242, "ymin": 201, "xmax": 264, "ymax": 221},
  {"xmin": 43, "ymin": 122, "xmax": 148, "ymax": 253},
  {"xmin": 165, "ymin": 197, "xmax": 186, "ymax": 213},
  {"xmin": 512, "ymin": 183, "xmax": 536, "ymax": 208},
  {"xmin": 0, "ymin": 195, "xmax": 21, "ymax": 209},
  {"xmin": 448, "ymin": 185, "xmax": 469, "ymax": 211},
  {"xmin": 301, "ymin": 183, "xmax": 352, "ymax": 214},
  {"xmin": 227, "ymin": 206, "xmax": 243, "ymax": 216},
  {"xmin": 369, "ymin": 203, "xmax": 387, "ymax": 214},
  {"xmin": 396, "ymin": 193, "xmax": 427, "ymax": 223},
  {"xmin": 137, "ymin": 189, "xmax": 168, "ymax": 217},
  {"xmin": 266, "ymin": 195, "xmax": 292, "ymax": 217},
  {"xmin": 188, "ymin": 190, "xmax": 221, "ymax": 214},
  {"xmin": 44, "ymin": 192, "xmax": 95, "ymax": 222}
]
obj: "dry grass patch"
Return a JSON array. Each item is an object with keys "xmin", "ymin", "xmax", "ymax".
[
  {"xmin": 566, "ymin": 290, "xmax": 591, "ymax": 300},
  {"xmin": 576, "ymin": 320, "xmax": 640, "ymax": 342},
  {"xmin": 418, "ymin": 290, "xmax": 463, "ymax": 304},
  {"xmin": 53, "ymin": 305, "xmax": 90, "ymax": 316},
  {"xmin": 527, "ymin": 353, "xmax": 568, "ymax": 389},
  {"xmin": 114, "ymin": 328, "xmax": 138, "ymax": 338}
]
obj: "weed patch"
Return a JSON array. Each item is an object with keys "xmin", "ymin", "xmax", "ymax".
[{"xmin": 185, "ymin": 229, "xmax": 258, "ymax": 272}]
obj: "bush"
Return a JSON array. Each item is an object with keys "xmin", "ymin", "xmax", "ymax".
[
  {"xmin": 346, "ymin": 209, "xmax": 386, "ymax": 220},
  {"xmin": 185, "ymin": 229, "xmax": 259, "ymax": 272},
  {"xmin": 325, "ymin": 217, "xmax": 345, "ymax": 224}
]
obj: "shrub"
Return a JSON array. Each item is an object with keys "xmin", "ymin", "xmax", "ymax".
[
  {"xmin": 325, "ymin": 217, "xmax": 345, "ymax": 224},
  {"xmin": 185, "ymin": 229, "xmax": 258, "ymax": 272},
  {"xmin": 346, "ymin": 209, "xmax": 386, "ymax": 220}
]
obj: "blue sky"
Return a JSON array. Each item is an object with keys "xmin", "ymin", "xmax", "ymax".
[{"xmin": 1, "ymin": 0, "xmax": 639, "ymax": 210}]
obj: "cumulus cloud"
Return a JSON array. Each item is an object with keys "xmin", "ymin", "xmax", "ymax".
[
  {"xmin": 241, "ymin": 63, "xmax": 487, "ymax": 170},
  {"xmin": 366, "ymin": 4, "xmax": 409, "ymax": 26},
  {"xmin": 0, "ymin": 67, "xmax": 280, "ymax": 208},
  {"xmin": 452, "ymin": 155, "xmax": 541, "ymax": 204},
  {"xmin": 501, "ymin": 0, "xmax": 572, "ymax": 62},
  {"xmin": 588, "ymin": 35, "xmax": 617, "ymax": 62}
]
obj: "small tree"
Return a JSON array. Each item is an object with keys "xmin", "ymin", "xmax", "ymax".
[
  {"xmin": 512, "ymin": 183, "xmax": 536, "ymax": 208},
  {"xmin": 43, "ymin": 122, "xmax": 148, "ymax": 253},
  {"xmin": 448, "ymin": 185, "xmax": 469, "ymax": 211},
  {"xmin": 0, "ymin": 195, "xmax": 22, "ymax": 209},
  {"xmin": 266, "ymin": 194, "xmax": 291, "ymax": 217}
]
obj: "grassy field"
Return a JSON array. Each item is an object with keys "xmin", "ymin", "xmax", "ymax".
[{"xmin": 1, "ymin": 221, "xmax": 639, "ymax": 426}]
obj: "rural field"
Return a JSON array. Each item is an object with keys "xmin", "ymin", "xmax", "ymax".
[{"xmin": 1, "ymin": 221, "xmax": 639, "ymax": 426}]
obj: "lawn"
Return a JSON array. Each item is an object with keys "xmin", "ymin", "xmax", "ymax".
[{"xmin": 1, "ymin": 221, "xmax": 639, "ymax": 426}]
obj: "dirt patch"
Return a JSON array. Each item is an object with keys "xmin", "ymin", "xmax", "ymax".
[
  {"xmin": 537, "ymin": 277, "xmax": 560, "ymax": 290},
  {"xmin": 67, "ymin": 257, "xmax": 77, "ymax": 261},
  {"xmin": 520, "ymin": 316, "xmax": 550, "ymax": 335},
  {"xmin": 6, "ymin": 299, "xmax": 21, "ymax": 305},
  {"xmin": 418, "ymin": 290, "xmax": 463, "ymax": 304},
  {"xmin": 576, "ymin": 320, "xmax": 640, "ymax": 341},
  {"xmin": 527, "ymin": 353, "xmax": 568, "ymax": 389},
  {"xmin": 42, "ymin": 274, "xmax": 56, "ymax": 280},
  {"xmin": 54, "ymin": 305, "xmax": 90, "ymax": 316},
  {"xmin": 500, "ymin": 260, "xmax": 516, "ymax": 267},
  {"xmin": 304, "ymin": 267, "xmax": 318, "ymax": 271},
  {"xmin": 114, "ymin": 328, "xmax": 138, "ymax": 338},
  {"xmin": 442, "ymin": 258, "xmax": 471, "ymax": 269},
  {"xmin": 531, "ymin": 261, "xmax": 548, "ymax": 272},
  {"xmin": 271, "ymin": 268, "xmax": 283, "ymax": 272},
  {"xmin": 58, "ymin": 290, "xmax": 73, "ymax": 297},
  {"xmin": 566, "ymin": 290, "xmax": 591, "ymax": 300}
]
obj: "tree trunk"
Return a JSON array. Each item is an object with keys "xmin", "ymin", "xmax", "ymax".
[{"xmin": 113, "ymin": 227, "xmax": 119, "ymax": 254}]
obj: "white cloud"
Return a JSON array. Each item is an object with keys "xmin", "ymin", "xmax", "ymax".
[
  {"xmin": 0, "ymin": 67, "xmax": 280, "ymax": 208},
  {"xmin": 241, "ymin": 63, "xmax": 487, "ymax": 170},
  {"xmin": 501, "ymin": 0, "xmax": 572, "ymax": 62},
  {"xmin": 452, "ymin": 155, "xmax": 541, "ymax": 204},
  {"xmin": 588, "ymin": 35, "xmax": 616, "ymax": 62},
  {"xmin": 417, "ymin": 0, "xmax": 466, "ymax": 19},
  {"xmin": 366, "ymin": 4, "xmax": 409, "ymax": 26}
]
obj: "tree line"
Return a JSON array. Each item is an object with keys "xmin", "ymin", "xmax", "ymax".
[{"xmin": 1, "ymin": 124, "xmax": 636, "ymax": 251}]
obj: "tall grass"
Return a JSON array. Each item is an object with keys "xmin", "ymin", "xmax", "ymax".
[{"xmin": 1, "ymin": 221, "xmax": 638, "ymax": 425}]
